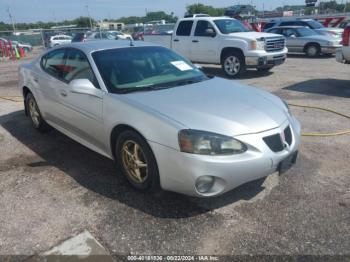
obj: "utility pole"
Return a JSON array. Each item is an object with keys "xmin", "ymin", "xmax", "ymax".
[
  {"xmin": 7, "ymin": 7, "xmax": 16, "ymax": 33},
  {"xmin": 85, "ymin": 5, "xmax": 93, "ymax": 30}
]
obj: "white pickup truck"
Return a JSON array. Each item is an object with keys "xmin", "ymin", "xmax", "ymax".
[
  {"xmin": 336, "ymin": 24, "xmax": 350, "ymax": 64},
  {"xmin": 144, "ymin": 16, "xmax": 288, "ymax": 78}
]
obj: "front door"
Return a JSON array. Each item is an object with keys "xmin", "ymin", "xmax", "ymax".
[
  {"xmin": 56, "ymin": 48, "xmax": 106, "ymax": 151},
  {"xmin": 190, "ymin": 20, "xmax": 219, "ymax": 63}
]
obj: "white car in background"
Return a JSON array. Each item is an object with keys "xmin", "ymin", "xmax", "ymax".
[
  {"xmin": 49, "ymin": 35, "xmax": 72, "ymax": 48},
  {"xmin": 108, "ymin": 31, "xmax": 132, "ymax": 40}
]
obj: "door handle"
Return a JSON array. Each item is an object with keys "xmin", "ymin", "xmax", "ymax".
[
  {"xmin": 60, "ymin": 90, "xmax": 67, "ymax": 97},
  {"xmin": 192, "ymin": 40, "xmax": 199, "ymax": 43},
  {"xmin": 33, "ymin": 77, "xmax": 38, "ymax": 83},
  {"xmin": 173, "ymin": 39, "xmax": 179, "ymax": 42}
]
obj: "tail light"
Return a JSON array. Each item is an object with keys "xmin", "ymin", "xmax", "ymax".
[{"xmin": 343, "ymin": 26, "xmax": 350, "ymax": 46}]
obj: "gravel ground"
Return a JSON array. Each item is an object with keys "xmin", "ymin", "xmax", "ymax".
[{"xmin": 0, "ymin": 48, "xmax": 349, "ymax": 259}]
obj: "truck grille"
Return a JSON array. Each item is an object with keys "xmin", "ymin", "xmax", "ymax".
[
  {"xmin": 265, "ymin": 37, "xmax": 285, "ymax": 52},
  {"xmin": 263, "ymin": 126, "xmax": 293, "ymax": 152}
]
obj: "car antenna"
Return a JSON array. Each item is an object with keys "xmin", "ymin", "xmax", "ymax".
[{"xmin": 129, "ymin": 38, "xmax": 134, "ymax": 47}]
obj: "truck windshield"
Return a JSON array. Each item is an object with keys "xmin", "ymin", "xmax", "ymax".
[
  {"xmin": 92, "ymin": 46, "xmax": 207, "ymax": 93},
  {"xmin": 214, "ymin": 19, "xmax": 249, "ymax": 34}
]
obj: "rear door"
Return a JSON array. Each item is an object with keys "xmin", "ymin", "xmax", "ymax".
[
  {"xmin": 38, "ymin": 48, "xmax": 68, "ymax": 122},
  {"xmin": 172, "ymin": 20, "xmax": 194, "ymax": 59},
  {"xmin": 190, "ymin": 20, "xmax": 219, "ymax": 63}
]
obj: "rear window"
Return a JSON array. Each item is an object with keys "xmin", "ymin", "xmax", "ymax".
[{"xmin": 176, "ymin": 21, "xmax": 194, "ymax": 36}]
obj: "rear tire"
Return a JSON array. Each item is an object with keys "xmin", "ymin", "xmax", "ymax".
[
  {"xmin": 305, "ymin": 44, "xmax": 320, "ymax": 57},
  {"xmin": 221, "ymin": 51, "xmax": 245, "ymax": 78},
  {"xmin": 116, "ymin": 130, "xmax": 160, "ymax": 193},
  {"xmin": 25, "ymin": 93, "xmax": 50, "ymax": 132}
]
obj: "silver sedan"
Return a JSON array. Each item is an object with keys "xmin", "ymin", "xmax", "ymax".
[
  {"xmin": 19, "ymin": 40, "xmax": 301, "ymax": 197},
  {"xmin": 267, "ymin": 26, "xmax": 342, "ymax": 57}
]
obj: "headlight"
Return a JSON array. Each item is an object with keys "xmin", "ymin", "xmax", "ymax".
[
  {"xmin": 282, "ymin": 100, "xmax": 291, "ymax": 115},
  {"xmin": 251, "ymin": 40, "xmax": 265, "ymax": 50},
  {"xmin": 178, "ymin": 130, "xmax": 247, "ymax": 155}
]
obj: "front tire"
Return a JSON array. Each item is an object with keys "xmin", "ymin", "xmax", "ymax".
[
  {"xmin": 25, "ymin": 93, "xmax": 50, "ymax": 132},
  {"xmin": 305, "ymin": 44, "xmax": 320, "ymax": 57},
  {"xmin": 221, "ymin": 51, "xmax": 245, "ymax": 78},
  {"xmin": 116, "ymin": 130, "xmax": 160, "ymax": 192}
]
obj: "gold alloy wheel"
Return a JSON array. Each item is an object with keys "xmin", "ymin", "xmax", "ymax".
[
  {"xmin": 121, "ymin": 140, "xmax": 148, "ymax": 184},
  {"xmin": 28, "ymin": 97, "xmax": 40, "ymax": 127}
]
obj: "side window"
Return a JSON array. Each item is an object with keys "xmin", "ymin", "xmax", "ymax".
[
  {"xmin": 194, "ymin": 20, "xmax": 216, "ymax": 37},
  {"xmin": 176, "ymin": 21, "xmax": 194, "ymax": 36},
  {"xmin": 41, "ymin": 49, "xmax": 66, "ymax": 79},
  {"xmin": 264, "ymin": 22, "xmax": 276, "ymax": 30},
  {"xmin": 63, "ymin": 49, "xmax": 99, "ymax": 88},
  {"xmin": 280, "ymin": 21, "xmax": 295, "ymax": 26},
  {"xmin": 268, "ymin": 28, "xmax": 280, "ymax": 34},
  {"xmin": 300, "ymin": 21, "xmax": 311, "ymax": 28}
]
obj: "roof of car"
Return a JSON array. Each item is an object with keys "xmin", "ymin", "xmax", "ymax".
[
  {"xmin": 180, "ymin": 16, "xmax": 234, "ymax": 21},
  {"xmin": 62, "ymin": 40, "xmax": 160, "ymax": 53},
  {"xmin": 269, "ymin": 26, "xmax": 305, "ymax": 29}
]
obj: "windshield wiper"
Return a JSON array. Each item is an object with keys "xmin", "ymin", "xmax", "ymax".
[{"xmin": 116, "ymin": 77, "xmax": 207, "ymax": 94}]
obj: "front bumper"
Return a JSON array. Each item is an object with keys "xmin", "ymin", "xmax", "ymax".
[
  {"xmin": 149, "ymin": 116, "xmax": 301, "ymax": 197},
  {"xmin": 245, "ymin": 48, "xmax": 288, "ymax": 69},
  {"xmin": 321, "ymin": 45, "xmax": 342, "ymax": 54}
]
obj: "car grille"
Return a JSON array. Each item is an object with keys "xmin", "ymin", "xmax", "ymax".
[
  {"xmin": 263, "ymin": 126, "xmax": 293, "ymax": 152},
  {"xmin": 265, "ymin": 37, "xmax": 285, "ymax": 52}
]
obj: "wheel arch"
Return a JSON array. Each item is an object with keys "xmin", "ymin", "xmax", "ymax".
[
  {"xmin": 303, "ymin": 42, "xmax": 321, "ymax": 52},
  {"xmin": 110, "ymin": 124, "xmax": 149, "ymax": 160},
  {"xmin": 220, "ymin": 47, "xmax": 245, "ymax": 64}
]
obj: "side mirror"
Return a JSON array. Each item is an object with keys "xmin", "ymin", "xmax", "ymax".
[
  {"xmin": 205, "ymin": 28, "xmax": 216, "ymax": 37},
  {"xmin": 69, "ymin": 79, "xmax": 102, "ymax": 98},
  {"xmin": 290, "ymin": 34, "xmax": 297, "ymax": 38}
]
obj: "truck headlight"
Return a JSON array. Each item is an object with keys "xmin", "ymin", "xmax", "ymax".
[
  {"xmin": 178, "ymin": 130, "xmax": 247, "ymax": 155},
  {"xmin": 251, "ymin": 40, "xmax": 265, "ymax": 50}
]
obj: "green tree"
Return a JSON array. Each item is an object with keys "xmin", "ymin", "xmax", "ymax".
[
  {"xmin": 186, "ymin": 4, "xmax": 225, "ymax": 17},
  {"xmin": 72, "ymin": 17, "xmax": 94, "ymax": 28}
]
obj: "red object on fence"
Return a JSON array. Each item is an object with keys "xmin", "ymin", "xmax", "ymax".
[
  {"xmin": 0, "ymin": 41, "xmax": 3, "ymax": 57},
  {"xmin": 8, "ymin": 40, "xmax": 16, "ymax": 60},
  {"xmin": 19, "ymin": 47, "xmax": 25, "ymax": 58}
]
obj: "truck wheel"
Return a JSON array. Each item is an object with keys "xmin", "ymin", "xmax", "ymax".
[
  {"xmin": 305, "ymin": 44, "xmax": 320, "ymax": 57},
  {"xmin": 221, "ymin": 51, "xmax": 245, "ymax": 78}
]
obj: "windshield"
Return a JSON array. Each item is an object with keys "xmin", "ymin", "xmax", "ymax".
[
  {"xmin": 92, "ymin": 46, "xmax": 207, "ymax": 93},
  {"xmin": 296, "ymin": 27, "xmax": 319, "ymax": 37},
  {"xmin": 214, "ymin": 19, "xmax": 249, "ymax": 34},
  {"xmin": 307, "ymin": 20, "xmax": 324, "ymax": 29}
]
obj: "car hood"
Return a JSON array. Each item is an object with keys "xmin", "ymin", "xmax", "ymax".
[
  {"xmin": 123, "ymin": 77, "xmax": 288, "ymax": 136},
  {"xmin": 317, "ymin": 27, "xmax": 343, "ymax": 33},
  {"xmin": 300, "ymin": 34, "xmax": 337, "ymax": 42},
  {"xmin": 227, "ymin": 32, "xmax": 283, "ymax": 40}
]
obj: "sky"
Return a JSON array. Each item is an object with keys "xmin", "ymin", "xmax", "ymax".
[{"xmin": 0, "ymin": 0, "xmax": 345, "ymax": 23}]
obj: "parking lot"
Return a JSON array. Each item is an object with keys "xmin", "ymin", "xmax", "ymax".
[{"xmin": 0, "ymin": 48, "xmax": 349, "ymax": 258}]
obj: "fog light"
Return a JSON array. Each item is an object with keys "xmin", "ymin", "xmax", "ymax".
[{"xmin": 195, "ymin": 176, "xmax": 215, "ymax": 194}]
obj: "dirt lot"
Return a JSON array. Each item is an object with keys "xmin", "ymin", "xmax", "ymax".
[{"xmin": 0, "ymin": 48, "xmax": 349, "ymax": 258}]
